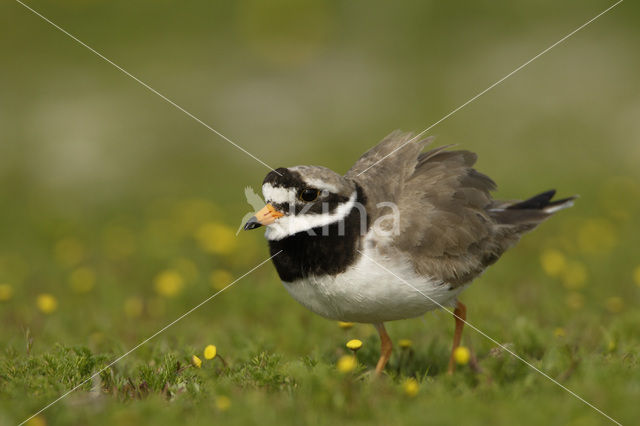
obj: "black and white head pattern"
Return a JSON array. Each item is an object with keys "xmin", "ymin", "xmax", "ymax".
[{"xmin": 262, "ymin": 166, "xmax": 358, "ymax": 241}]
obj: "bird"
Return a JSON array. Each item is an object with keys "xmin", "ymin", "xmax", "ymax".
[{"xmin": 243, "ymin": 131, "xmax": 575, "ymax": 375}]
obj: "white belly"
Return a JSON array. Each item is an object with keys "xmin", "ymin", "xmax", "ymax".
[{"xmin": 281, "ymin": 247, "xmax": 466, "ymax": 323}]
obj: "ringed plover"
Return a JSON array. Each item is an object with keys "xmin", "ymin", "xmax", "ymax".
[{"xmin": 244, "ymin": 131, "xmax": 575, "ymax": 374}]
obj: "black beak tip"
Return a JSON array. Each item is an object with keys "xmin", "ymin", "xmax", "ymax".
[{"xmin": 243, "ymin": 216, "xmax": 262, "ymax": 231}]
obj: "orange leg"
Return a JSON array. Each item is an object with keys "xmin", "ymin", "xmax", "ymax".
[
  {"xmin": 447, "ymin": 301, "xmax": 467, "ymax": 374},
  {"xmin": 374, "ymin": 323, "xmax": 393, "ymax": 375}
]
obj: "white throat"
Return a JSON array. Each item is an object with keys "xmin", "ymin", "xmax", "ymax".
[{"xmin": 265, "ymin": 191, "xmax": 358, "ymax": 241}]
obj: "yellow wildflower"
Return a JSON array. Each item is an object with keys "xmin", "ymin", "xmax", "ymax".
[
  {"xmin": 577, "ymin": 219, "xmax": 617, "ymax": 255},
  {"xmin": 598, "ymin": 176, "xmax": 640, "ymax": 221},
  {"xmin": 195, "ymin": 222, "xmax": 237, "ymax": 255},
  {"xmin": 154, "ymin": 270, "xmax": 184, "ymax": 297},
  {"xmin": 210, "ymin": 269, "xmax": 233, "ymax": 291},
  {"xmin": 561, "ymin": 262, "xmax": 587, "ymax": 290},
  {"xmin": 0, "ymin": 284, "xmax": 13, "ymax": 301},
  {"xmin": 102, "ymin": 226, "xmax": 135, "ymax": 259},
  {"xmin": 173, "ymin": 258, "xmax": 199, "ymax": 282},
  {"xmin": 54, "ymin": 238, "xmax": 84, "ymax": 267},
  {"xmin": 346, "ymin": 339, "xmax": 363, "ymax": 352},
  {"xmin": 124, "ymin": 297, "xmax": 144, "ymax": 318},
  {"xmin": 633, "ymin": 266, "xmax": 640, "ymax": 288},
  {"xmin": 175, "ymin": 198, "xmax": 218, "ymax": 236},
  {"xmin": 36, "ymin": 294, "xmax": 58, "ymax": 314},
  {"xmin": 605, "ymin": 297, "xmax": 624, "ymax": 314},
  {"xmin": 215, "ymin": 395, "xmax": 231, "ymax": 411},
  {"xmin": 204, "ymin": 345, "xmax": 217, "ymax": 360},
  {"xmin": 26, "ymin": 415, "xmax": 47, "ymax": 426},
  {"xmin": 89, "ymin": 332, "xmax": 104, "ymax": 347},
  {"xmin": 402, "ymin": 378, "xmax": 419, "ymax": 397},
  {"xmin": 192, "ymin": 355, "xmax": 202, "ymax": 368},
  {"xmin": 148, "ymin": 298, "xmax": 166, "ymax": 317},
  {"xmin": 336, "ymin": 355, "xmax": 357, "ymax": 373},
  {"xmin": 540, "ymin": 249, "xmax": 566, "ymax": 277},
  {"xmin": 607, "ymin": 340, "xmax": 616, "ymax": 352},
  {"xmin": 566, "ymin": 292, "xmax": 584, "ymax": 310},
  {"xmin": 453, "ymin": 346, "xmax": 470, "ymax": 365},
  {"xmin": 69, "ymin": 267, "xmax": 95, "ymax": 293},
  {"xmin": 338, "ymin": 321, "xmax": 354, "ymax": 329},
  {"xmin": 553, "ymin": 327, "xmax": 566, "ymax": 338},
  {"xmin": 399, "ymin": 339, "xmax": 413, "ymax": 349}
]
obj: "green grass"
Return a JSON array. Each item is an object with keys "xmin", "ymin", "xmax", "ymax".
[
  {"xmin": 1, "ymin": 307, "xmax": 639, "ymax": 426},
  {"xmin": 1, "ymin": 180, "xmax": 639, "ymax": 426},
  {"xmin": 0, "ymin": 197, "xmax": 639, "ymax": 425}
]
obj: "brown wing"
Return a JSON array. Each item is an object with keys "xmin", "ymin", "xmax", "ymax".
[
  {"xmin": 397, "ymin": 153, "xmax": 576, "ymax": 286},
  {"xmin": 345, "ymin": 130, "xmax": 434, "ymax": 223},
  {"xmin": 392, "ymin": 148, "xmax": 502, "ymax": 285},
  {"xmin": 348, "ymin": 131, "xmax": 574, "ymax": 286}
]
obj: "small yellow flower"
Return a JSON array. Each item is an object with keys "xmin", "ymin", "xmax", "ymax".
[
  {"xmin": 102, "ymin": 226, "xmax": 135, "ymax": 260},
  {"xmin": 577, "ymin": 219, "xmax": 617, "ymax": 255},
  {"xmin": 605, "ymin": 297, "xmax": 624, "ymax": 314},
  {"xmin": 566, "ymin": 292, "xmax": 584, "ymax": 310},
  {"xmin": 192, "ymin": 355, "xmax": 202, "ymax": 368},
  {"xmin": 336, "ymin": 355, "xmax": 357, "ymax": 373},
  {"xmin": 402, "ymin": 378, "xmax": 419, "ymax": 397},
  {"xmin": 338, "ymin": 321, "xmax": 354, "ymax": 329},
  {"xmin": 154, "ymin": 270, "xmax": 184, "ymax": 298},
  {"xmin": 204, "ymin": 345, "xmax": 217, "ymax": 360},
  {"xmin": 124, "ymin": 297, "xmax": 144, "ymax": 318},
  {"xmin": 69, "ymin": 267, "xmax": 96, "ymax": 293},
  {"xmin": 210, "ymin": 269, "xmax": 233, "ymax": 291},
  {"xmin": 195, "ymin": 222, "xmax": 237, "ymax": 255},
  {"xmin": 607, "ymin": 339, "xmax": 616, "ymax": 352},
  {"xmin": 173, "ymin": 258, "xmax": 199, "ymax": 282},
  {"xmin": 346, "ymin": 339, "xmax": 362, "ymax": 352},
  {"xmin": 633, "ymin": 266, "xmax": 640, "ymax": 288},
  {"xmin": 453, "ymin": 346, "xmax": 470, "ymax": 365},
  {"xmin": 26, "ymin": 415, "xmax": 47, "ymax": 426},
  {"xmin": 0, "ymin": 284, "xmax": 13, "ymax": 302},
  {"xmin": 36, "ymin": 294, "xmax": 58, "ymax": 314},
  {"xmin": 540, "ymin": 249, "xmax": 566, "ymax": 277},
  {"xmin": 89, "ymin": 332, "xmax": 104, "ymax": 346},
  {"xmin": 148, "ymin": 297, "xmax": 166, "ymax": 317},
  {"xmin": 215, "ymin": 395, "xmax": 231, "ymax": 411},
  {"xmin": 175, "ymin": 198, "xmax": 218, "ymax": 235},
  {"xmin": 399, "ymin": 339, "xmax": 413, "ymax": 349},
  {"xmin": 561, "ymin": 262, "xmax": 587, "ymax": 290},
  {"xmin": 553, "ymin": 327, "xmax": 566, "ymax": 338},
  {"xmin": 54, "ymin": 238, "xmax": 84, "ymax": 267}
]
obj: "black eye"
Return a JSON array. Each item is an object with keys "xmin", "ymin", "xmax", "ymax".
[{"xmin": 299, "ymin": 188, "xmax": 319, "ymax": 202}]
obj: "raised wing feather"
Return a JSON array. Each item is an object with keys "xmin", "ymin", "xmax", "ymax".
[
  {"xmin": 345, "ymin": 131, "xmax": 433, "ymax": 222},
  {"xmin": 347, "ymin": 131, "xmax": 573, "ymax": 286},
  {"xmin": 346, "ymin": 132, "xmax": 506, "ymax": 286}
]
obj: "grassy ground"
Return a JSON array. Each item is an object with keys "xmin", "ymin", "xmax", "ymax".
[
  {"xmin": 1, "ymin": 183, "xmax": 639, "ymax": 426},
  {"xmin": 1, "ymin": 1, "xmax": 639, "ymax": 425}
]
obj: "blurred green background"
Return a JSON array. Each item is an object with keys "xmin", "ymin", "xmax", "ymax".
[{"xmin": 1, "ymin": 0, "xmax": 639, "ymax": 425}]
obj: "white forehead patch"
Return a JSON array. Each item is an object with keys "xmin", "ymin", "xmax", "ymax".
[{"xmin": 262, "ymin": 183, "xmax": 297, "ymax": 204}]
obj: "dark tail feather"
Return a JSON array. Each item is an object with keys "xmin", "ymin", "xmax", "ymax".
[
  {"xmin": 507, "ymin": 189, "xmax": 577, "ymax": 213},
  {"xmin": 507, "ymin": 190, "xmax": 556, "ymax": 210},
  {"xmin": 491, "ymin": 190, "xmax": 577, "ymax": 226}
]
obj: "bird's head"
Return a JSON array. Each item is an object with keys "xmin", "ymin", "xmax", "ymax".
[{"xmin": 243, "ymin": 166, "xmax": 358, "ymax": 241}]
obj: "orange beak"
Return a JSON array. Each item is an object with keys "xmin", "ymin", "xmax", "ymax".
[{"xmin": 243, "ymin": 204, "xmax": 284, "ymax": 230}]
